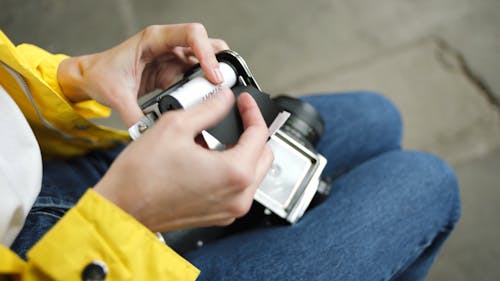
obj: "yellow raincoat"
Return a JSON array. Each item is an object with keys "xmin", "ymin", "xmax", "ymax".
[{"xmin": 0, "ymin": 30, "xmax": 199, "ymax": 280}]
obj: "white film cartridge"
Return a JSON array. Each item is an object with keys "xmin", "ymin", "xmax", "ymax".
[{"xmin": 128, "ymin": 62, "xmax": 238, "ymax": 139}]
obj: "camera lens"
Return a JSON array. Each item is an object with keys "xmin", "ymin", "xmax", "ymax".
[{"xmin": 272, "ymin": 95, "xmax": 324, "ymax": 149}]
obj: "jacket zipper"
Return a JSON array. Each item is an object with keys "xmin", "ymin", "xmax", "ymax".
[{"xmin": 0, "ymin": 61, "xmax": 98, "ymax": 144}]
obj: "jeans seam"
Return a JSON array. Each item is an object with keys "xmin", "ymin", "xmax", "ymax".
[
  {"xmin": 29, "ymin": 210, "xmax": 65, "ymax": 220},
  {"xmin": 32, "ymin": 196, "xmax": 75, "ymax": 210}
]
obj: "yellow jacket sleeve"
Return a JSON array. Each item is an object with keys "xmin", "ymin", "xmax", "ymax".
[
  {"xmin": 0, "ymin": 190, "xmax": 200, "ymax": 280},
  {"xmin": 15, "ymin": 43, "xmax": 111, "ymax": 119},
  {"xmin": 0, "ymin": 30, "xmax": 130, "ymax": 158}
]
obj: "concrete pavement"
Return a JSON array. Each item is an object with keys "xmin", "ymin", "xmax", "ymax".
[{"xmin": 2, "ymin": 0, "xmax": 499, "ymax": 279}]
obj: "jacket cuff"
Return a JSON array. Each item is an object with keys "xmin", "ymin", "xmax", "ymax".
[
  {"xmin": 16, "ymin": 43, "xmax": 111, "ymax": 119},
  {"xmin": 0, "ymin": 245, "xmax": 25, "ymax": 275},
  {"xmin": 26, "ymin": 189, "xmax": 200, "ymax": 280}
]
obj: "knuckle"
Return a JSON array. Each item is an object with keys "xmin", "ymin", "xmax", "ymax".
[
  {"xmin": 142, "ymin": 24, "xmax": 161, "ymax": 38},
  {"xmin": 103, "ymin": 88, "xmax": 121, "ymax": 108},
  {"xmin": 227, "ymin": 197, "xmax": 253, "ymax": 218},
  {"xmin": 226, "ymin": 165, "xmax": 253, "ymax": 190},
  {"xmin": 158, "ymin": 111, "xmax": 186, "ymax": 132},
  {"xmin": 215, "ymin": 217, "xmax": 236, "ymax": 227},
  {"xmin": 185, "ymin": 22, "xmax": 207, "ymax": 38}
]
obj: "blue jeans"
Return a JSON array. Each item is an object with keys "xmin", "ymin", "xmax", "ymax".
[{"xmin": 11, "ymin": 92, "xmax": 461, "ymax": 281}]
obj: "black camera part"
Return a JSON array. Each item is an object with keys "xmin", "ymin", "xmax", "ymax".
[
  {"xmin": 272, "ymin": 95, "xmax": 325, "ymax": 149},
  {"xmin": 206, "ymin": 85, "xmax": 280, "ymax": 145}
]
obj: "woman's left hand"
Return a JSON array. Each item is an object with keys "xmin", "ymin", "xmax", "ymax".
[{"xmin": 58, "ymin": 23, "xmax": 229, "ymax": 127}]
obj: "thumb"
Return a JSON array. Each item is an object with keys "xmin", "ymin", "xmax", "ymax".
[{"xmin": 181, "ymin": 88, "xmax": 235, "ymax": 135}]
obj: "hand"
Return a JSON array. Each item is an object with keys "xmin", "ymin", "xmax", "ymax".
[
  {"xmin": 58, "ymin": 23, "xmax": 229, "ymax": 126},
  {"xmin": 94, "ymin": 89, "xmax": 273, "ymax": 232}
]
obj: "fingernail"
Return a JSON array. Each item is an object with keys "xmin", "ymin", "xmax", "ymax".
[{"xmin": 213, "ymin": 67, "xmax": 224, "ymax": 84}]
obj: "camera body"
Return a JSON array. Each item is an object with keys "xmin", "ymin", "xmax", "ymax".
[
  {"xmin": 129, "ymin": 50, "xmax": 327, "ymax": 224},
  {"xmin": 256, "ymin": 130, "xmax": 326, "ymax": 223}
]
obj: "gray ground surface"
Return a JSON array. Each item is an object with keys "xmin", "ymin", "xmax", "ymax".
[{"xmin": 2, "ymin": 0, "xmax": 499, "ymax": 279}]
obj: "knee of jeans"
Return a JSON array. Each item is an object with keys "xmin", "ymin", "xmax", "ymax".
[
  {"xmin": 389, "ymin": 150, "xmax": 461, "ymax": 228},
  {"xmin": 356, "ymin": 91, "xmax": 403, "ymax": 147},
  {"xmin": 305, "ymin": 91, "xmax": 403, "ymax": 150},
  {"xmin": 333, "ymin": 91, "xmax": 402, "ymax": 148}
]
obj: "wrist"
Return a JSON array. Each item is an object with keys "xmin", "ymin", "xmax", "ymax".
[
  {"xmin": 57, "ymin": 55, "xmax": 93, "ymax": 102},
  {"xmin": 93, "ymin": 181, "xmax": 149, "ymax": 229}
]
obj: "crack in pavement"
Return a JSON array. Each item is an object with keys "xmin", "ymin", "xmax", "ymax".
[{"xmin": 434, "ymin": 37, "xmax": 500, "ymax": 110}]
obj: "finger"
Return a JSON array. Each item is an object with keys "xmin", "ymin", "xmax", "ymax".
[
  {"xmin": 242, "ymin": 144, "xmax": 274, "ymax": 198},
  {"xmin": 179, "ymin": 87, "xmax": 235, "ymax": 135},
  {"xmin": 177, "ymin": 39, "xmax": 229, "ymax": 63},
  {"xmin": 210, "ymin": 38, "xmax": 230, "ymax": 52},
  {"xmin": 115, "ymin": 96, "xmax": 145, "ymax": 127},
  {"xmin": 227, "ymin": 92, "xmax": 268, "ymax": 165},
  {"xmin": 154, "ymin": 61, "xmax": 192, "ymax": 90},
  {"xmin": 256, "ymin": 144, "xmax": 274, "ymax": 185},
  {"xmin": 139, "ymin": 24, "xmax": 223, "ymax": 84},
  {"xmin": 221, "ymin": 144, "xmax": 273, "ymax": 220},
  {"xmin": 171, "ymin": 46, "xmax": 191, "ymax": 64},
  {"xmin": 174, "ymin": 38, "xmax": 229, "ymax": 58},
  {"xmin": 171, "ymin": 46, "xmax": 200, "ymax": 66}
]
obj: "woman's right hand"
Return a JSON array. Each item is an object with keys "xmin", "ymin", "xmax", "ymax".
[{"xmin": 94, "ymin": 88, "xmax": 273, "ymax": 232}]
